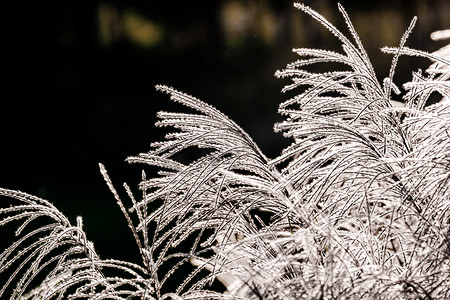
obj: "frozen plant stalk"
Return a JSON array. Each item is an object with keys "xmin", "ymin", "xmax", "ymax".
[{"xmin": 1, "ymin": 2, "xmax": 449, "ymax": 300}]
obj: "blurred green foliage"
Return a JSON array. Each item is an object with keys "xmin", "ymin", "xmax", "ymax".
[{"xmin": 1, "ymin": 0, "xmax": 449, "ymax": 263}]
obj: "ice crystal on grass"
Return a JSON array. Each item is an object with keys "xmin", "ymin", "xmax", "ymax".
[
  {"xmin": 1, "ymin": 2, "xmax": 449, "ymax": 299},
  {"xmin": 0, "ymin": 188, "xmax": 154, "ymax": 299}
]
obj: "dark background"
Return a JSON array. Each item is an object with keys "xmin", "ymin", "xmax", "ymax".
[{"xmin": 2, "ymin": 0, "xmax": 449, "ymax": 264}]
